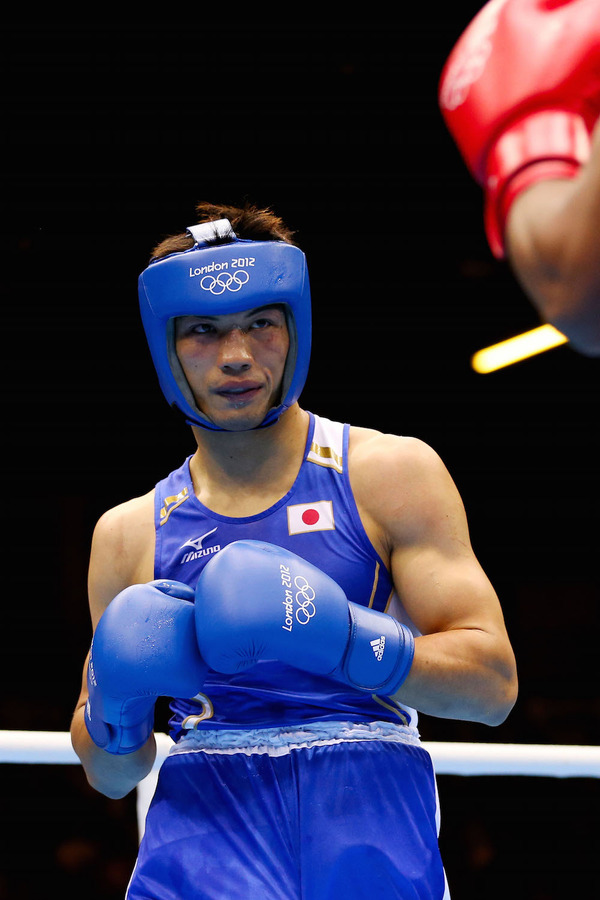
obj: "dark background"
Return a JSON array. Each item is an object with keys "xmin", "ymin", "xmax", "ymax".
[{"xmin": 2, "ymin": 10, "xmax": 599, "ymax": 898}]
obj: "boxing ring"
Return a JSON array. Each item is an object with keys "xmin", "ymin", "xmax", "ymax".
[{"xmin": 1, "ymin": 731, "xmax": 600, "ymax": 841}]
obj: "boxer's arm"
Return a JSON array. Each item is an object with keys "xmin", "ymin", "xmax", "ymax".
[
  {"xmin": 504, "ymin": 119, "xmax": 600, "ymax": 356},
  {"xmin": 71, "ymin": 652, "xmax": 158, "ymax": 799},
  {"xmin": 353, "ymin": 433, "xmax": 518, "ymax": 725},
  {"xmin": 70, "ymin": 493, "xmax": 157, "ymax": 798}
]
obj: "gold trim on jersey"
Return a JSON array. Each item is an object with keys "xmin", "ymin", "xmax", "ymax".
[
  {"xmin": 159, "ymin": 486, "xmax": 190, "ymax": 526},
  {"xmin": 382, "ymin": 589, "xmax": 395, "ymax": 614},
  {"xmin": 367, "ymin": 562, "xmax": 380, "ymax": 608},
  {"xmin": 307, "ymin": 440, "xmax": 343, "ymax": 473},
  {"xmin": 372, "ymin": 694, "xmax": 410, "ymax": 727}
]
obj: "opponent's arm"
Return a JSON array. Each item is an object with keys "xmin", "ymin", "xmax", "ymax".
[
  {"xmin": 439, "ymin": 0, "xmax": 600, "ymax": 355},
  {"xmin": 504, "ymin": 120, "xmax": 600, "ymax": 355},
  {"xmin": 356, "ymin": 434, "xmax": 517, "ymax": 725}
]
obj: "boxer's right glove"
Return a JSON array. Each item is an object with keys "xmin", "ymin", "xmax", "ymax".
[
  {"xmin": 85, "ymin": 580, "xmax": 208, "ymax": 754},
  {"xmin": 439, "ymin": 0, "xmax": 600, "ymax": 258}
]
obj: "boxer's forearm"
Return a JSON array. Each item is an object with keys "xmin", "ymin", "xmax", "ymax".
[
  {"xmin": 71, "ymin": 702, "xmax": 156, "ymax": 799},
  {"xmin": 392, "ymin": 629, "xmax": 518, "ymax": 727}
]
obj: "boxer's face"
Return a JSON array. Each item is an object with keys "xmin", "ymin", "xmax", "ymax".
[{"xmin": 174, "ymin": 305, "xmax": 290, "ymax": 431}]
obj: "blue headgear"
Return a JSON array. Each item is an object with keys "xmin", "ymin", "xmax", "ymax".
[{"xmin": 138, "ymin": 219, "xmax": 312, "ymax": 430}]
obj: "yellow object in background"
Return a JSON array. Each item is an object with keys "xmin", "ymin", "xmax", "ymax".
[{"xmin": 471, "ymin": 324, "xmax": 568, "ymax": 373}]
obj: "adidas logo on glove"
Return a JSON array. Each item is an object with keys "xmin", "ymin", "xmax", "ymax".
[{"xmin": 370, "ymin": 636, "xmax": 386, "ymax": 661}]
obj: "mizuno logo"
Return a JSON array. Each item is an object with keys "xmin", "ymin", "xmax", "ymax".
[
  {"xmin": 180, "ymin": 528, "xmax": 218, "ymax": 552},
  {"xmin": 370, "ymin": 636, "xmax": 386, "ymax": 661},
  {"xmin": 179, "ymin": 528, "xmax": 220, "ymax": 565}
]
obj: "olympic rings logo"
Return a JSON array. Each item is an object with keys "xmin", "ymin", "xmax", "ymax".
[
  {"xmin": 200, "ymin": 271, "xmax": 250, "ymax": 294},
  {"xmin": 294, "ymin": 575, "xmax": 316, "ymax": 625}
]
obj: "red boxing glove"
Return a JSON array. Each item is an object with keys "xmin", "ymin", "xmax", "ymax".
[{"xmin": 439, "ymin": 0, "xmax": 600, "ymax": 257}]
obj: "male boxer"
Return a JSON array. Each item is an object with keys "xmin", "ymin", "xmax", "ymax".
[
  {"xmin": 440, "ymin": 0, "xmax": 600, "ymax": 355},
  {"xmin": 71, "ymin": 201, "xmax": 518, "ymax": 899}
]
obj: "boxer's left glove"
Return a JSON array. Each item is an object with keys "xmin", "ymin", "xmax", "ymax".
[
  {"xmin": 85, "ymin": 580, "xmax": 208, "ymax": 754},
  {"xmin": 194, "ymin": 540, "xmax": 414, "ymax": 696}
]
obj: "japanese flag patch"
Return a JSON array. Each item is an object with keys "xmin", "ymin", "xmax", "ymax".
[{"xmin": 287, "ymin": 500, "xmax": 335, "ymax": 535}]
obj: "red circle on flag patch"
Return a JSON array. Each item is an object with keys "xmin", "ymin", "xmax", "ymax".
[{"xmin": 302, "ymin": 508, "xmax": 320, "ymax": 526}]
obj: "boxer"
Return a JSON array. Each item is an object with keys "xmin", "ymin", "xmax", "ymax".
[{"xmin": 71, "ymin": 201, "xmax": 517, "ymax": 898}]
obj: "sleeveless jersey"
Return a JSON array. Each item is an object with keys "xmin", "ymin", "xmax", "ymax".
[{"xmin": 153, "ymin": 413, "xmax": 415, "ymax": 737}]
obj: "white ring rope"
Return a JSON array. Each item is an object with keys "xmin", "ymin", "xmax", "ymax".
[
  {"xmin": 2, "ymin": 731, "xmax": 599, "ymax": 777},
  {"xmin": 2, "ymin": 731, "xmax": 599, "ymax": 840}
]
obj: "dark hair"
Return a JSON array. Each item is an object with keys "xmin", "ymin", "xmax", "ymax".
[{"xmin": 150, "ymin": 200, "xmax": 297, "ymax": 260}]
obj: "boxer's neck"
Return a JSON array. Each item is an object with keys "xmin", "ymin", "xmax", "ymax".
[{"xmin": 188, "ymin": 404, "xmax": 310, "ymax": 516}]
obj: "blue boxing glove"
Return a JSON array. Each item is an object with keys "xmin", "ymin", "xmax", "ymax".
[
  {"xmin": 194, "ymin": 541, "xmax": 414, "ymax": 696},
  {"xmin": 86, "ymin": 580, "xmax": 209, "ymax": 754}
]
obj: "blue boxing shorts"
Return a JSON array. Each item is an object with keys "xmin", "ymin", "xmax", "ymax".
[{"xmin": 126, "ymin": 721, "xmax": 450, "ymax": 900}]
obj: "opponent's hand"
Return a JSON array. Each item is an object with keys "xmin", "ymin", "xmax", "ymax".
[
  {"xmin": 194, "ymin": 540, "xmax": 414, "ymax": 696},
  {"xmin": 85, "ymin": 580, "xmax": 208, "ymax": 754},
  {"xmin": 439, "ymin": 0, "xmax": 600, "ymax": 257}
]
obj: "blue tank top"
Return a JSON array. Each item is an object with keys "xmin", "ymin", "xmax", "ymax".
[{"xmin": 154, "ymin": 413, "xmax": 414, "ymax": 737}]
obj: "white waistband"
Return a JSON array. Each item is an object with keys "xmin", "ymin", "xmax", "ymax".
[{"xmin": 169, "ymin": 720, "xmax": 422, "ymax": 759}]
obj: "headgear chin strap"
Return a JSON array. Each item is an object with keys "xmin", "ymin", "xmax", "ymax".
[{"xmin": 138, "ymin": 220, "xmax": 312, "ymax": 431}]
